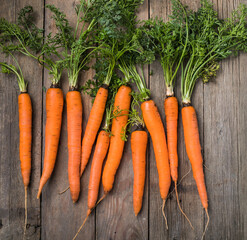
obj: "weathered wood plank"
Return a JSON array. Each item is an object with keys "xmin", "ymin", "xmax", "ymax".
[
  {"xmin": 95, "ymin": 1, "xmax": 149, "ymax": 240},
  {"xmin": 203, "ymin": 0, "xmax": 245, "ymax": 239},
  {"xmin": 41, "ymin": 0, "xmax": 95, "ymax": 239},
  {"xmin": 149, "ymin": 1, "xmax": 204, "ymax": 239},
  {"xmin": 0, "ymin": 1, "xmax": 43, "ymax": 239}
]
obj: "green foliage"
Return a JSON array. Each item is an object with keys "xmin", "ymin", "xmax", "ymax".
[
  {"xmin": 81, "ymin": 0, "xmax": 144, "ymax": 86},
  {"xmin": 179, "ymin": 0, "xmax": 247, "ymax": 102},
  {"xmin": 136, "ymin": 0, "xmax": 188, "ymax": 93},
  {"xmin": 0, "ymin": 60, "xmax": 26, "ymax": 92}
]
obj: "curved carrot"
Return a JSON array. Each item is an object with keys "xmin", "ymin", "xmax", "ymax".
[
  {"xmin": 80, "ymin": 85, "xmax": 108, "ymax": 176},
  {"xmin": 102, "ymin": 85, "xmax": 131, "ymax": 193},
  {"xmin": 37, "ymin": 87, "xmax": 64, "ymax": 199},
  {"xmin": 131, "ymin": 127, "xmax": 147, "ymax": 216},
  {"xmin": 141, "ymin": 100, "xmax": 171, "ymax": 199},
  {"xmin": 87, "ymin": 130, "xmax": 110, "ymax": 216},
  {"xmin": 181, "ymin": 105, "xmax": 208, "ymax": 209},
  {"xmin": 164, "ymin": 96, "xmax": 178, "ymax": 182},
  {"xmin": 18, "ymin": 92, "xmax": 32, "ymax": 237},
  {"xmin": 18, "ymin": 93, "xmax": 32, "ymax": 187},
  {"xmin": 67, "ymin": 91, "xmax": 83, "ymax": 203}
]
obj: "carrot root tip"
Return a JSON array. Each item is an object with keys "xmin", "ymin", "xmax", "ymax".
[
  {"xmin": 201, "ymin": 208, "xmax": 210, "ymax": 240},
  {"xmin": 58, "ymin": 186, "xmax": 70, "ymax": 195},
  {"xmin": 162, "ymin": 200, "xmax": 168, "ymax": 230},
  {"xmin": 174, "ymin": 182, "xmax": 194, "ymax": 230}
]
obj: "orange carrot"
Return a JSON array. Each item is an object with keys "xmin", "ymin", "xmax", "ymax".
[
  {"xmin": 18, "ymin": 92, "xmax": 32, "ymax": 237},
  {"xmin": 164, "ymin": 96, "xmax": 178, "ymax": 182},
  {"xmin": 67, "ymin": 90, "xmax": 83, "ymax": 203},
  {"xmin": 141, "ymin": 99, "xmax": 170, "ymax": 228},
  {"xmin": 181, "ymin": 105, "xmax": 208, "ymax": 209},
  {"xmin": 80, "ymin": 85, "xmax": 108, "ymax": 176},
  {"xmin": 102, "ymin": 85, "xmax": 131, "ymax": 193},
  {"xmin": 87, "ymin": 130, "xmax": 110, "ymax": 216},
  {"xmin": 141, "ymin": 100, "xmax": 171, "ymax": 199},
  {"xmin": 19, "ymin": 93, "xmax": 32, "ymax": 188},
  {"xmin": 37, "ymin": 87, "xmax": 63, "ymax": 199},
  {"xmin": 131, "ymin": 127, "xmax": 147, "ymax": 216},
  {"xmin": 164, "ymin": 96, "xmax": 193, "ymax": 228},
  {"xmin": 182, "ymin": 105, "xmax": 209, "ymax": 237}
]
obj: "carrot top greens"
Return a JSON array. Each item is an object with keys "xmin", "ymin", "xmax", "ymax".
[
  {"xmin": 137, "ymin": 0, "xmax": 188, "ymax": 96},
  {"xmin": 179, "ymin": 0, "xmax": 247, "ymax": 103},
  {"xmin": 81, "ymin": 0, "xmax": 144, "ymax": 86}
]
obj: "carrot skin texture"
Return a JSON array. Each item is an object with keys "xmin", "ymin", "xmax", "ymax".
[
  {"xmin": 88, "ymin": 130, "xmax": 110, "ymax": 212},
  {"xmin": 141, "ymin": 100, "xmax": 171, "ymax": 199},
  {"xmin": 182, "ymin": 106, "xmax": 208, "ymax": 209},
  {"xmin": 80, "ymin": 87, "xmax": 108, "ymax": 176},
  {"xmin": 164, "ymin": 96, "xmax": 178, "ymax": 182},
  {"xmin": 18, "ymin": 93, "xmax": 32, "ymax": 187},
  {"xmin": 67, "ymin": 91, "xmax": 83, "ymax": 203},
  {"xmin": 131, "ymin": 130, "xmax": 148, "ymax": 216},
  {"xmin": 102, "ymin": 85, "xmax": 131, "ymax": 193},
  {"xmin": 37, "ymin": 88, "xmax": 64, "ymax": 198}
]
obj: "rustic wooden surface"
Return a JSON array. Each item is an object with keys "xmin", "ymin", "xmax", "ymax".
[{"xmin": 0, "ymin": 0, "xmax": 246, "ymax": 239}]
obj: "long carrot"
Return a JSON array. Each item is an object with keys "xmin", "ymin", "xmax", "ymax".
[
  {"xmin": 141, "ymin": 99, "xmax": 171, "ymax": 228},
  {"xmin": 182, "ymin": 105, "xmax": 208, "ymax": 208},
  {"xmin": 102, "ymin": 85, "xmax": 131, "ymax": 193},
  {"xmin": 67, "ymin": 90, "xmax": 83, "ymax": 203},
  {"xmin": 80, "ymin": 84, "xmax": 108, "ymax": 176},
  {"xmin": 37, "ymin": 86, "xmax": 63, "ymax": 199},
  {"xmin": 18, "ymin": 92, "xmax": 32, "ymax": 239},
  {"xmin": 164, "ymin": 96, "xmax": 193, "ymax": 229},
  {"xmin": 131, "ymin": 126, "xmax": 147, "ymax": 216},
  {"xmin": 73, "ymin": 129, "xmax": 110, "ymax": 240}
]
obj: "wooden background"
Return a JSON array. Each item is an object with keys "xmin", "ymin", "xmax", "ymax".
[{"xmin": 0, "ymin": 0, "xmax": 246, "ymax": 239}]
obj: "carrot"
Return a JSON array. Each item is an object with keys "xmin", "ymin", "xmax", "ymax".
[
  {"xmin": 19, "ymin": 93, "xmax": 32, "ymax": 188},
  {"xmin": 102, "ymin": 85, "xmax": 131, "ymax": 193},
  {"xmin": 67, "ymin": 90, "xmax": 83, "ymax": 203},
  {"xmin": 164, "ymin": 96, "xmax": 194, "ymax": 228},
  {"xmin": 37, "ymin": 87, "xmax": 63, "ymax": 199},
  {"xmin": 80, "ymin": 85, "xmax": 108, "ymax": 176},
  {"xmin": 182, "ymin": 105, "xmax": 209, "ymax": 238},
  {"xmin": 18, "ymin": 92, "xmax": 32, "ymax": 238},
  {"xmin": 131, "ymin": 126, "xmax": 147, "ymax": 216},
  {"xmin": 72, "ymin": 129, "xmax": 110, "ymax": 240},
  {"xmin": 141, "ymin": 99, "xmax": 171, "ymax": 228},
  {"xmin": 182, "ymin": 105, "xmax": 208, "ymax": 209},
  {"xmin": 164, "ymin": 96, "xmax": 178, "ymax": 182},
  {"xmin": 87, "ymin": 130, "xmax": 110, "ymax": 215}
]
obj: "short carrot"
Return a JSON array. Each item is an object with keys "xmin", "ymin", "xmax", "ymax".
[
  {"xmin": 131, "ymin": 126, "xmax": 147, "ymax": 216},
  {"xmin": 80, "ymin": 85, "xmax": 108, "ymax": 176},
  {"xmin": 67, "ymin": 90, "xmax": 83, "ymax": 203},
  {"xmin": 37, "ymin": 86, "xmax": 63, "ymax": 199},
  {"xmin": 102, "ymin": 85, "xmax": 131, "ymax": 193}
]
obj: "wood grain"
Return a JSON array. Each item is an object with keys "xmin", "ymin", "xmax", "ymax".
[
  {"xmin": 41, "ymin": 0, "xmax": 95, "ymax": 239},
  {"xmin": 0, "ymin": 0, "xmax": 246, "ymax": 239},
  {"xmin": 0, "ymin": 1, "xmax": 43, "ymax": 239}
]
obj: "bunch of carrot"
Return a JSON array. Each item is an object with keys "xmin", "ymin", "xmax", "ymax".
[{"xmin": 1, "ymin": 0, "xmax": 247, "ymax": 239}]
